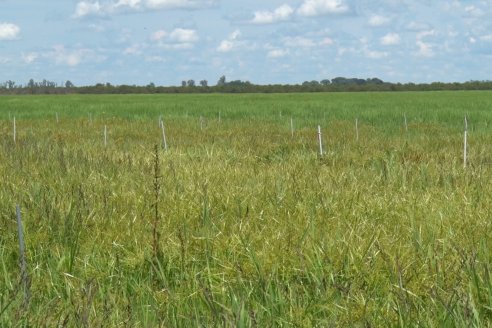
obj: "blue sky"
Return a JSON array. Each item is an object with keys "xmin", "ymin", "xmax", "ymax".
[{"xmin": 0, "ymin": 0, "xmax": 491, "ymax": 86}]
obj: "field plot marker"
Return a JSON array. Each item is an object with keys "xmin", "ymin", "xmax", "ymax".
[
  {"xmin": 104, "ymin": 125, "xmax": 107, "ymax": 147},
  {"xmin": 56, "ymin": 112, "xmax": 59, "ymax": 124},
  {"xmin": 404, "ymin": 113, "xmax": 408, "ymax": 132},
  {"xmin": 160, "ymin": 119, "xmax": 168, "ymax": 151},
  {"xmin": 317, "ymin": 125, "xmax": 323, "ymax": 156},
  {"xmin": 16, "ymin": 205, "xmax": 30, "ymax": 309},
  {"xmin": 355, "ymin": 118, "xmax": 359, "ymax": 141},
  {"xmin": 218, "ymin": 111, "xmax": 221, "ymax": 123},
  {"xmin": 464, "ymin": 116, "xmax": 468, "ymax": 168},
  {"xmin": 200, "ymin": 116, "xmax": 204, "ymax": 130},
  {"xmin": 290, "ymin": 117, "xmax": 294, "ymax": 137},
  {"xmin": 13, "ymin": 117, "xmax": 16, "ymax": 143}
]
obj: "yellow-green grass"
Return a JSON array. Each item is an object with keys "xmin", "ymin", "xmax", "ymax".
[{"xmin": 1, "ymin": 92, "xmax": 492, "ymax": 326}]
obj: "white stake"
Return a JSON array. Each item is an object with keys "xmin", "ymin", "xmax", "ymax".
[
  {"xmin": 290, "ymin": 117, "xmax": 294, "ymax": 137},
  {"xmin": 158, "ymin": 115, "xmax": 162, "ymax": 127},
  {"xmin": 317, "ymin": 125, "xmax": 323, "ymax": 156},
  {"xmin": 404, "ymin": 113, "xmax": 408, "ymax": 132},
  {"xmin": 464, "ymin": 116, "xmax": 468, "ymax": 168},
  {"xmin": 160, "ymin": 119, "xmax": 168, "ymax": 151},
  {"xmin": 104, "ymin": 125, "xmax": 107, "ymax": 147},
  {"xmin": 13, "ymin": 117, "xmax": 16, "ymax": 143},
  {"xmin": 218, "ymin": 111, "xmax": 221, "ymax": 123},
  {"xmin": 355, "ymin": 118, "xmax": 359, "ymax": 141}
]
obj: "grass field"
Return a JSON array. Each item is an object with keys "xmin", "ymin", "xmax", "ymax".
[{"xmin": 1, "ymin": 91, "xmax": 492, "ymax": 327}]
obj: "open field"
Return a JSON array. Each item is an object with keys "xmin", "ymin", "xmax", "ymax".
[{"xmin": 1, "ymin": 91, "xmax": 492, "ymax": 326}]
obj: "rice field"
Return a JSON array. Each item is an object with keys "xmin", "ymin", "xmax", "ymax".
[{"xmin": 1, "ymin": 91, "xmax": 492, "ymax": 327}]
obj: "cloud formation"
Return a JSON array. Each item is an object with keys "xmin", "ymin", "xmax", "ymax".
[
  {"xmin": 73, "ymin": 0, "xmax": 217, "ymax": 17},
  {"xmin": 0, "ymin": 23, "xmax": 20, "ymax": 40},
  {"xmin": 297, "ymin": 0, "xmax": 349, "ymax": 17},
  {"xmin": 251, "ymin": 4, "xmax": 294, "ymax": 24}
]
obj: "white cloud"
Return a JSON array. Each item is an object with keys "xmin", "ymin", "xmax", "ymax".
[
  {"xmin": 267, "ymin": 49, "xmax": 288, "ymax": 58},
  {"xmin": 0, "ymin": 23, "xmax": 20, "ymax": 40},
  {"xmin": 123, "ymin": 44, "xmax": 143, "ymax": 55},
  {"xmin": 169, "ymin": 28, "xmax": 198, "ymax": 43},
  {"xmin": 217, "ymin": 40, "xmax": 234, "ymax": 52},
  {"xmin": 251, "ymin": 4, "xmax": 294, "ymax": 24},
  {"xmin": 416, "ymin": 30, "xmax": 436, "ymax": 40},
  {"xmin": 50, "ymin": 45, "xmax": 95, "ymax": 66},
  {"xmin": 0, "ymin": 56, "xmax": 10, "ymax": 64},
  {"xmin": 151, "ymin": 30, "xmax": 167, "ymax": 41},
  {"xmin": 73, "ymin": 0, "xmax": 216, "ymax": 17},
  {"xmin": 380, "ymin": 33, "xmax": 400, "ymax": 45},
  {"xmin": 22, "ymin": 52, "xmax": 38, "ymax": 64},
  {"xmin": 145, "ymin": 0, "xmax": 215, "ymax": 9},
  {"xmin": 297, "ymin": 0, "xmax": 349, "ymax": 17},
  {"xmin": 416, "ymin": 40, "xmax": 433, "ymax": 57},
  {"xmin": 365, "ymin": 50, "xmax": 388, "ymax": 59},
  {"xmin": 320, "ymin": 37, "xmax": 334, "ymax": 46},
  {"xmin": 368, "ymin": 15, "xmax": 390, "ymax": 27},
  {"xmin": 216, "ymin": 30, "xmax": 241, "ymax": 52},
  {"xmin": 464, "ymin": 5, "xmax": 485, "ymax": 18},
  {"xmin": 283, "ymin": 36, "xmax": 316, "ymax": 48},
  {"xmin": 73, "ymin": 1, "xmax": 102, "ymax": 18},
  {"xmin": 480, "ymin": 35, "xmax": 492, "ymax": 42}
]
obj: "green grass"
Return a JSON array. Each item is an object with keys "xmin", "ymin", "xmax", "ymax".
[{"xmin": 1, "ymin": 91, "xmax": 492, "ymax": 326}]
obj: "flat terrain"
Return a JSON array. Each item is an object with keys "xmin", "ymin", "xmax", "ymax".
[{"xmin": 1, "ymin": 92, "xmax": 492, "ymax": 326}]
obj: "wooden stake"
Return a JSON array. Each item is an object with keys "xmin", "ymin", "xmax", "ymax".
[
  {"xmin": 317, "ymin": 125, "xmax": 323, "ymax": 156},
  {"xmin": 464, "ymin": 116, "xmax": 468, "ymax": 168},
  {"xmin": 160, "ymin": 119, "xmax": 168, "ymax": 151},
  {"xmin": 290, "ymin": 117, "xmax": 294, "ymax": 138},
  {"xmin": 356, "ymin": 118, "xmax": 359, "ymax": 141}
]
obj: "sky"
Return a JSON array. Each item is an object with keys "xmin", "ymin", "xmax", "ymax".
[{"xmin": 0, "ymin": 0, "xmax": 491, "ymax": 86}]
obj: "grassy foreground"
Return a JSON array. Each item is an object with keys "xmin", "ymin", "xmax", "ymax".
[{"xmin": 1, "ymin": 92, "xmax": 492, "ymax": 326}]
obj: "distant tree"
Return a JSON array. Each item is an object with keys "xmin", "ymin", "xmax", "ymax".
[
  {"xmin": 200, "ymin": 80, "xmax": 208, "ymax": 87},
  {"xmin": 320, "ymin": 79, "xmax": 331, "ymax": 85},
  {"xmin": 187, "ymin": 79, "xmax": 195, "ymax": 87},
  {"xmin": 181, "ymin": 81, "xmax": 187, "ymax": 87},
  {"xmin": 65, "ymin": 80, "xmax": 75, "ymax": 88},
  {"xmin": 6, "ymin": 80, "xmax": 16, "ymax": 89},
  {"xmin": 147, "ymin": 82, "xmax": 155, "ymax": 88},
  {"xmin": 217, "ymin": 75, "xmax": 226, "ymax": 86}
]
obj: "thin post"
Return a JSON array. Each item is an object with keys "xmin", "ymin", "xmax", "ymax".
[
  {"xmin": 464, "ymin": 116, "xmax": 468, "ymax": 168},
  {"xmin": 317, "ymin": 125, "xmax": 323, "ymax": 156},
  {"xmin": 218, "ymin": 111, "xmax": 221, "ymax": 123},
  {"xmin": 290, "ymin": 117, "xmax": 294, "ymax": 138},
  {"xmin": 13, "ymin": 116, "xmax": 16, "ymax": 143},
  {"xmin": 104, "ymin": 125, "xmax": 107, "ymax": 147},
  {"xmin": 16, "ymin": 205, "xmax": 30, "ymax": 309},
  {"xmin": 56, "ymin": 112, "xmax": 59, "ymax": 124},
  {"xmin": 200, "ymin": 116, "xmax": 204, "ymax": 130},
  {"xmin": 160, "ymin": 119, "xmax": 168, "ymax": 151},
  {"xmin": 404, "ymin": 113, "xmax": 408, "ymax": 132},
  {"xmin": 355, "ymin": 118, "xmax": 359, "ymax": 141}
]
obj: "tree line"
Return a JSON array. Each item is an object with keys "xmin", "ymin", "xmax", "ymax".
[{"xmin": 1, "ymin": 76, "xmax": 492, "ymax": 95}]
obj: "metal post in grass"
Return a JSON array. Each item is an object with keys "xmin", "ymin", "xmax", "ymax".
[
  {"xmin": 16, "ymin": 205, "xmax": 30, "ymax": 309},
  {"xmin": 317, "ymin": 125, "xmax": 323, "ymax": 156},
  {"xmin": 404, "ymin": 113, "xmax": 408, "ymax": 132},
  {"xmin": 290, "ymin": 117, "xmax": 294, "ymax": 138},
  {"xmin": 13, "ymin": 116, "xmax": 16, "ymax": 143},
  {"xmin": 160, "ymin": 119, "xmax": 168, "ymax": 151},
  {"xmin": 464, "ymin": 116, "xmax": 468, "ymax": 168},
  {"xmin": 104, "ymin": 125, "xmax": 107, "ymax": 147},
  {"xmin": 355, "ymin": 118, "xmax": 359, "ymax": 142}
]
